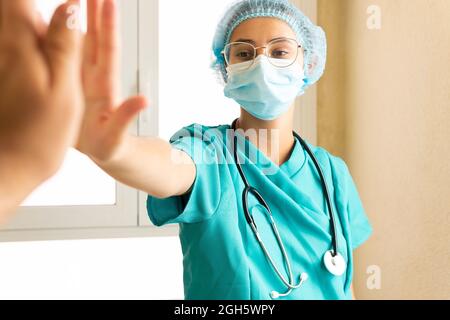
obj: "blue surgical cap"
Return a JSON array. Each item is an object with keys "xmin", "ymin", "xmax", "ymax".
[{"xmin": 212, "ymin": 0, "xmax": 327, "ymax": 89}]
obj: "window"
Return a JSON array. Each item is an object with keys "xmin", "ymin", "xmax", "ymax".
[
  {"xmin": 158, "ymin": 0, "xmax": 239, "ymax": 140},
  {"xmin": 23, "ymin": 150, "xmax": 116, "ymax": 207},
  {"xmin": 1, "ymin": 0, "xmax": 140, "ymax": 235}
]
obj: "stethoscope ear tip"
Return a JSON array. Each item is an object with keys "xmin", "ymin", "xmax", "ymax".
[
  {"xmin": 300, "ymin": 272, "xmax": 309, "ymax": 281},
  {"xmin": 270, "ymin": 273, "xmax": 309, "ymax": 299},
  {"xmin": 270, "ymin": 291, "xmax": 280, "ymax": 299}
]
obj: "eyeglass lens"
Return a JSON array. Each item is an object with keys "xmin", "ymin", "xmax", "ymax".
[{"xmin": 224, "ymin": 38, "xmax": 300, "ymax": 68}]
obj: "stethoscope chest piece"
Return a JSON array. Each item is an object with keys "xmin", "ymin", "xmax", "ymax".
[{"xmin": 323, "ymin": 250, "xmax": 346, "ymax": 276}]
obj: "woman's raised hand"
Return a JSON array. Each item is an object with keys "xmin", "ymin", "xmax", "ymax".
[
  {"xmin": 77, "ymin": 0, "xmax": 147, "ymax": 163},
  {"xmin": 77, "ymin": 0, "xmax": 195, "ymax": 199}
]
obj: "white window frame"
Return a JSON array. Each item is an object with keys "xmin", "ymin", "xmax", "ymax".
[
  {"xmin": 0, "ymin": 0, "xmax": 317, "ymax": 242},
  {"xmin": 137, "ymin": 0, "xmax": 160, "ymax": 227},
  {"xmin": 0, "ymin": 0, "xmax": 170, "ymax": 242}
]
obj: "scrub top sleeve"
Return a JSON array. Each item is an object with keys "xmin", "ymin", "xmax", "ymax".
[
  {"xmin": 335, "ymin": 158, "xmax": 373, "ymax": 250},
  {"xmin": 147, "ymin": 127, "xmax": 222, "ymax": 226}
]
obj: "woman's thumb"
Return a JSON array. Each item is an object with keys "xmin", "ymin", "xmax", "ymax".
[{"xmin": 109, "ymin": 96, "xmax": 148, "ymax": 134}]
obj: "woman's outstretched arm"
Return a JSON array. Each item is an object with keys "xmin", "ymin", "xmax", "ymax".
[{"xmin": 77, "ymin": 0, "xmax": 195, "ymax": 199}]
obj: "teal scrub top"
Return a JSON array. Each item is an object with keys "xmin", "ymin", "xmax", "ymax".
[{"xmin": 147, "ymin": 124, "xmax": 373, "ymax": 300}]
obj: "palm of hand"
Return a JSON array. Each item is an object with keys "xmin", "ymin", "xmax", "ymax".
[{"xmin": 77, "ymin": 0, "xmax": 146, "ymax": 163}]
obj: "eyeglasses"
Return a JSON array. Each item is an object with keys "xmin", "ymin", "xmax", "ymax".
[{"xmin": 222, "ymin": 38, "xmax": 303, "ymax": 70}]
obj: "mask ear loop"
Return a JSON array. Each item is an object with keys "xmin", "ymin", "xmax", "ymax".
[
  {"xmin": 303, "ymin": 48, "xmax": 318, "ymax": 89},
  {"xmin": 220, "ymin": 49, "xmax": 230, "ymax": 84}
]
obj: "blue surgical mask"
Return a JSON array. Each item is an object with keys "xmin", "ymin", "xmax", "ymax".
[{"xmin": 224, "ymin": 55, "xmax": 306, "ymax": 121}]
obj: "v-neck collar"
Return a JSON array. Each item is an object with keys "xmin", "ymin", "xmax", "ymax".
[
  {"xmin": 280, "ymin": 137, "xmax": 307, "ymax": 177},
  {"xmin": 230, "ymin": 125, "xmax": 307, "ymax": 178}
]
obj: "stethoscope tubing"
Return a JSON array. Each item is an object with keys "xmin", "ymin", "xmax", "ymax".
[
  {"xmin": 231, "ymin": 119, "xmax": 341, "ymax": 294},
  {"xmin": 293, "ymin": 132, "xmax": 339, "ymax": 258}
]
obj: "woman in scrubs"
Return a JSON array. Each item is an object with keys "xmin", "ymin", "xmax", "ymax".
[{"xmin": 77, "ymin": 0, "xmax": 372, "ymax": 300}]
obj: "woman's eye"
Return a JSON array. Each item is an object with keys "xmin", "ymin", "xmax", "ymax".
[
  {"xmin": 272, "ymin": 50, "xmax": 289, "ymax": 58},
  {"xmin": 236, "ymin": 51, "xmax": 252, "ymax": 58}
]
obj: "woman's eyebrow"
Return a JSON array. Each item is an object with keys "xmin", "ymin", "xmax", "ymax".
[
  {"xmin": 233, "ymin": 37, "xmax": 289, "ymax": 44},
  {"xmin": 269, "ymin": 36, "xmax": 290, "ymax": 42},
  {"xmin": 234, "ymin": 38, "xmax": 257, "ymax": 44}
]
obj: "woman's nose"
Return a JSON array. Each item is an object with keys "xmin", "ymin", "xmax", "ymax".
[{"xmin": 255, "ymin": 47, "xmax": 266, "ymax": 57}]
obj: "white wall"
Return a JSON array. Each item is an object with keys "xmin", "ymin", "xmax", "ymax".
[
  {"xmin": 0, "ymin": 237, "xmax": 184, "ymax": 300},
  {"xmin": 318, "ymin": 0, "xmax": 450, "ymax": 299}
]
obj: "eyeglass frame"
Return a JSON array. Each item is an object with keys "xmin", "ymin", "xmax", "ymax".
[{"xmin": 221, "ymin": 37, "xmax": 305, "ymax": 70}]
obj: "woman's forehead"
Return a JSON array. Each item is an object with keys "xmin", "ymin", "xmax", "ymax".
[{"xmin": 229, "ymin": 17, "xmax": 297, "ymax": 43}]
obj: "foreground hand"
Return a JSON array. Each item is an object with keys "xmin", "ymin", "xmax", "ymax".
[{"xmin": 0, "ymin": 0, "xmax": 84, "ymax": 217}]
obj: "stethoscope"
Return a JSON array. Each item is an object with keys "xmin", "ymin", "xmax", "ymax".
[{"xmin": 231, "ymin": 119, "xmax": 347, "ymax": 299}]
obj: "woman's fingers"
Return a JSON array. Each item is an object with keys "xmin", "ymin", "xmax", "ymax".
[
  {"xmin": 84, "ymin": 0, "xmax": 103, "ymax": 65},
  {"xmin": 87, "ymin": 0, "xmax": 102, "ymax": 36},
  {"xmin": 99, "ymin": 0, "xmax": 119, "ymax": 74},
  {"xmin": 84, "ymin": 0, "xmax": 117, "ymax": 70},
  {"xmin": 83, "ymin": 0, "xmax": 119, "ymax": 102}
]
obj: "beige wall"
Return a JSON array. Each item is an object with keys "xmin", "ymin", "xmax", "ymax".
[{"xmin": 318, "ymin": 0, "xmax": 450, "ymax": 299}]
